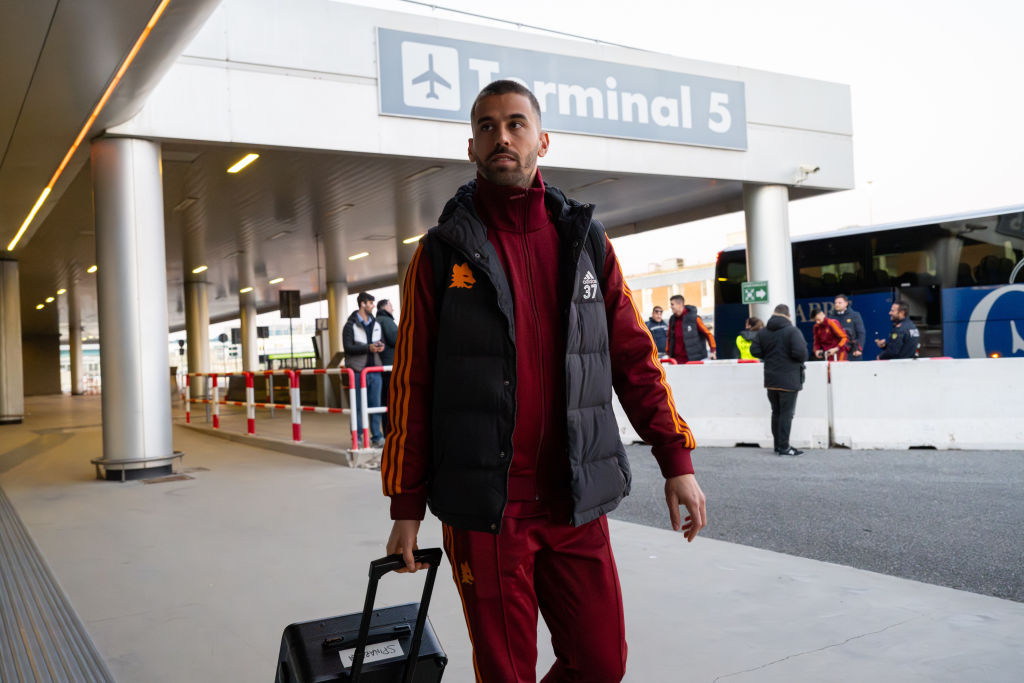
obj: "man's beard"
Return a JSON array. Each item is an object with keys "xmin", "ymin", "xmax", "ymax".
[{"xmin": 477, "ymin": 145, "xmax": 539, "ymax": 188}]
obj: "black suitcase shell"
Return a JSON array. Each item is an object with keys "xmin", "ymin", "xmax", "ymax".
[{"xmin": 276, "ymin": 549, "xmax": 447, "ymax": 683}]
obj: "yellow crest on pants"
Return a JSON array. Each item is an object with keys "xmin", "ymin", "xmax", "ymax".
[{"xmin": 460, "ymin": 561, "xmax": 475, "ymax": 585}]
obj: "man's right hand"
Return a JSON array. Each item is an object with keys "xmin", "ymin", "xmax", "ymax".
[{"xmin": 387, "ymin": 519, "xmax": 427, "ymax": 572}]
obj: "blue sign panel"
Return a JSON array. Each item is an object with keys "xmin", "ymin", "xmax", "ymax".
[
  {"xmin": 942, "ymin": 284, "xmax": 1024, "ymax": 358},
  {"xmin": 377, "ymin": 28, "xmax": 748, "ymax": 150}
]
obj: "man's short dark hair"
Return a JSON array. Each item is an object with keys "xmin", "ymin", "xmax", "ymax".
[
  {"xmin": 774, "ymin": 304, "xmax": 790, "ymax": 316},
  {"xmin": 670, "ymin": 294, "xmax": 685, "ymax": 304},
  {"xmin": 652, "ymin": 306, "xmax": 663, "ymax": 313},
  {"xmin": 357, "ymin": 292, "xmax": 374, "ymax": 305},
  {"xmin": 835, "ymin": 293, "xmax": 850, "ymax": 303},
  {"xmin": 895, "ymin": 301, "xmax": 910, "ymax": 316},
  {"xmin": 812, "ymin": 308, "xmax": 825, "ymax": 318},
  {"xmin": 471, "ymin": 80, "xmax": 542, "ymax": 124}
]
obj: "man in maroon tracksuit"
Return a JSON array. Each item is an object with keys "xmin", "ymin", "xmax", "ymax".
[{"xmin": 382, "ymin": 81, "xmax": 706, "ymax": 682}]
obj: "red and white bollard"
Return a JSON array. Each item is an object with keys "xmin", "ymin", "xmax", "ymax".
[
  {"xmin": 245, "ymin": 372, "xmax": 255, "ymax": 434},
  {"xmin": 360, "ymin": 368, "xmax": 370, "ymax": 448},
  {"xmin": 344, "ymin": 368, "xmax": 358, "ymax": 449},
  {"xmin": 185, "ymin": 374, "xmax": 191, "ymax": 423},
  {"xmin": 289, "ymin": 370, "xmax": 301, "ymax": 441},
  {"xmin": 211, "ymin": 373, "xmax": 220, "ymax": 429}
]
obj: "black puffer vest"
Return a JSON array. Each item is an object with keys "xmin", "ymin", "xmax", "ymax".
[
  {"xmin": 423, "ymin": 181, "xmax": 630, "ymax": 533},
  {"xmin": 668, "ymin": 305, "xmax": 709, "ymax": 361}
]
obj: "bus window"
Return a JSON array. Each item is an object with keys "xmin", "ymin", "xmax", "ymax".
[
  {"xmin": 958, "ymin": 238, "xmax": 1022, "ymax": 285},
  {"xmin": 872, "ymin": 228, "xmax": 941, "ymax": 288},
  {"xmin": 792, "ymin": 235, "xmax": 869, "ymax": 298}
]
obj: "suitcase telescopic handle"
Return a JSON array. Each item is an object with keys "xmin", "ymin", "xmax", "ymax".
[
  {"xmin": 350, "ymin": 548, "xmax": 443, "ymax": 683},
  {"xmin": 369, "ymin": 547, "xmax": 443, "ymax": 581}
]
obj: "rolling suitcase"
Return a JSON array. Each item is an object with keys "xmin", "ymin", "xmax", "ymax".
[{"xmin": 276, "ymin": 548, "xmax": 447, "ymax": 683}]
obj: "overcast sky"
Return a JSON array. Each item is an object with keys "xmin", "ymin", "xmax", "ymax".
[{"xmin": 355, "ymin": 0, "xmax": 1024, "ymax": 274}]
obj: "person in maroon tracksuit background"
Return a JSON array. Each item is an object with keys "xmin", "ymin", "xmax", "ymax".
[
  {"xmin": 667, "ymin": 294, "xmax": 717, "ymax": 363},
  {"xmin": 381, "ymin": 81, "xmax": 707, "ymax": 682},
  {"xmin": 812, "ymin": 308, "xmax": 849, "ymax": 361}
]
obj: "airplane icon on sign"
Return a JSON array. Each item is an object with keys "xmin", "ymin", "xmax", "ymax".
[{"xmin": 411, "ymin": 54, "xmax": 451, "ymax": 99}]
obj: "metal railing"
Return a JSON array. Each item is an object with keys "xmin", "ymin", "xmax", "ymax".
[
  {"xmin": 357, "ymin": 366, "xmax": 393, "ymax": 448},
  {"xmin": 184, "ymin": 368, "xmax": 370, "ymax": 449}
]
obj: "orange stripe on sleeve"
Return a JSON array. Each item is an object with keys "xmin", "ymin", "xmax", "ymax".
[
  {"xmin": 613, "ymin": 255, "xmax": 694, "ymax": 447},
  {"xmin": 696, "ymin": 316, "xmax": 715, "ymax": 350},
  {"xmin": 829, "ymin": 318, "xmax": 848, "ymax": 346}
]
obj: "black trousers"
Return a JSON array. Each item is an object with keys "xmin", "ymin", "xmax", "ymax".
[{"xmin": 767, "ymin": 389, "xmax": 799, "ymax": 451}]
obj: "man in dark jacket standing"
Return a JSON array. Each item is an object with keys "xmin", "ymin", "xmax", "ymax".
[
  {"xmin": 834, "ymin": 294, "xmax": 866, "ymax": 360},
  {"xmin": 667, "ymin": 294, "xmax": 716, "ymax": 362},
  {"xmin": 376, "ymin": 299, "xmax": 398, "ymax": 434},
  {"xmin": 381, "ymin": 80, "xmax": 706, "ymax": 682},
  {"xmin": 646, "ymin": 305, "xmax": 668, "ymax": 354},
  {"xmin": 876, "ymin": 301, "xmax": 920, "ymax": 359},
  {"xmin": 751, "ymin": 304, "xmax": 808, "ymax": 456}
]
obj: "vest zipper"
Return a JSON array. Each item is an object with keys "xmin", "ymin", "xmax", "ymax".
[{"xmin": 518, "ymin": 201, "xmax": 547, "ymax": 498}]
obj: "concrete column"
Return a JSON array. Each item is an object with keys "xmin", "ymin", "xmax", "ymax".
[
  {"xmin": 743, "ymin": 184, "xmax": 796, "ymax": 322},
  {"xmin": 395, "ymin": 188, "xmax": 425, "ymax": 306},
  {"xmin": 184, "ymin": 281, "xmax": 210, "ymax": 383},
  {"xmin": 68, "ymin": 280, "xmax": 83, "ymax": 395},
  {"xmin": 239, "ymin": 297, "xmax": 258, "ymax": 372},
  {"xmin": 323, "ymin": 228, "xmax": 349, "ymax": 359},
  {"xmin": 236, "ymin": 250, "xmax": 258, "ymax": 372},
  {"xmin": 183, "ymin": 219, "xmax": 210, "ymax": 385},
  {"xmin": 91, "ymin": 137, "xmax": 175, "ymax": 477},
  {"xmin": 0, "ymin": 260, "xmax": 24, "ymax": 424}
]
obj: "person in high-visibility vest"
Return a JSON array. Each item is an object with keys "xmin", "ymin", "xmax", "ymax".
[{"xmin": 735, "ymin": 316, "xmax": 763, "ymax": 359}]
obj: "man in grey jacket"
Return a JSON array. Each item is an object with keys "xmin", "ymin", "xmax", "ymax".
[{"xmin": 343, "ymin": 292, "xmax": 385, "ymax": 447}]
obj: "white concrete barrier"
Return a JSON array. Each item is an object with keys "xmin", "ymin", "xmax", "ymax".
[
  {"xmin": 829, "ymin": 357, "xmax": 1024, "ymax": 450},
  {"xmin": 613, "ymin": 361, "xmax": 829, "ymax": 450}
]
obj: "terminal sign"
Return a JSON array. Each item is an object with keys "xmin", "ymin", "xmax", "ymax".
[
  {"xmin": 741, "ymin": 281, "xmax": 769, "ymax": 304},
  {"xmin": 377, "ymin": 28, "xmax": 747, "ymax": 150}
]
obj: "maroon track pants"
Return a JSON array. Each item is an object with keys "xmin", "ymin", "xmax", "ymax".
[{"xmin": 441, "ymin": 506, "xmax": 627, "ymax": 683}]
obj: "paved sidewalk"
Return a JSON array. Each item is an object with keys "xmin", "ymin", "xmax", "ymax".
[{"xmin": 2, "ymin": 395, "xmax": 1023, "ymax": 681}]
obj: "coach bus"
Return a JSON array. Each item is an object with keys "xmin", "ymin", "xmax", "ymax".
[{"xmin": 713, "ymin": 205, "xmax": 1024, "ymax": 360}]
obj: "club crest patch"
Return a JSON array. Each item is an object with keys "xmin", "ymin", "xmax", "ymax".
[{"xmin": 449, "ymin": 262, "xmax": 476, "ymax": 289}]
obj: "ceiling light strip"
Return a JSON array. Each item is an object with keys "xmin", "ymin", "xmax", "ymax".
[
  {"xmin": 6, "ymin": 0, "xmax": 172, "ymax": 252},
  {"xmin": 7, "ymin": 188, "xmax": 51, "ymax": 251},
  {"xmin": 227, "ymin": 153, "xmax": 259, "ymax": 173}
]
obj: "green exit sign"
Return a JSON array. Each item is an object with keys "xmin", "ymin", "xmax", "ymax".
[{"xmin": 741, "ymin": 281, "xmax": 769, "ymax": 304}]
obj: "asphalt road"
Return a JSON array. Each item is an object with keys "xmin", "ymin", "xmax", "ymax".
[{"xmin": 610, "ymin": 445, "xmax": 1024, "ymax": 603}]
